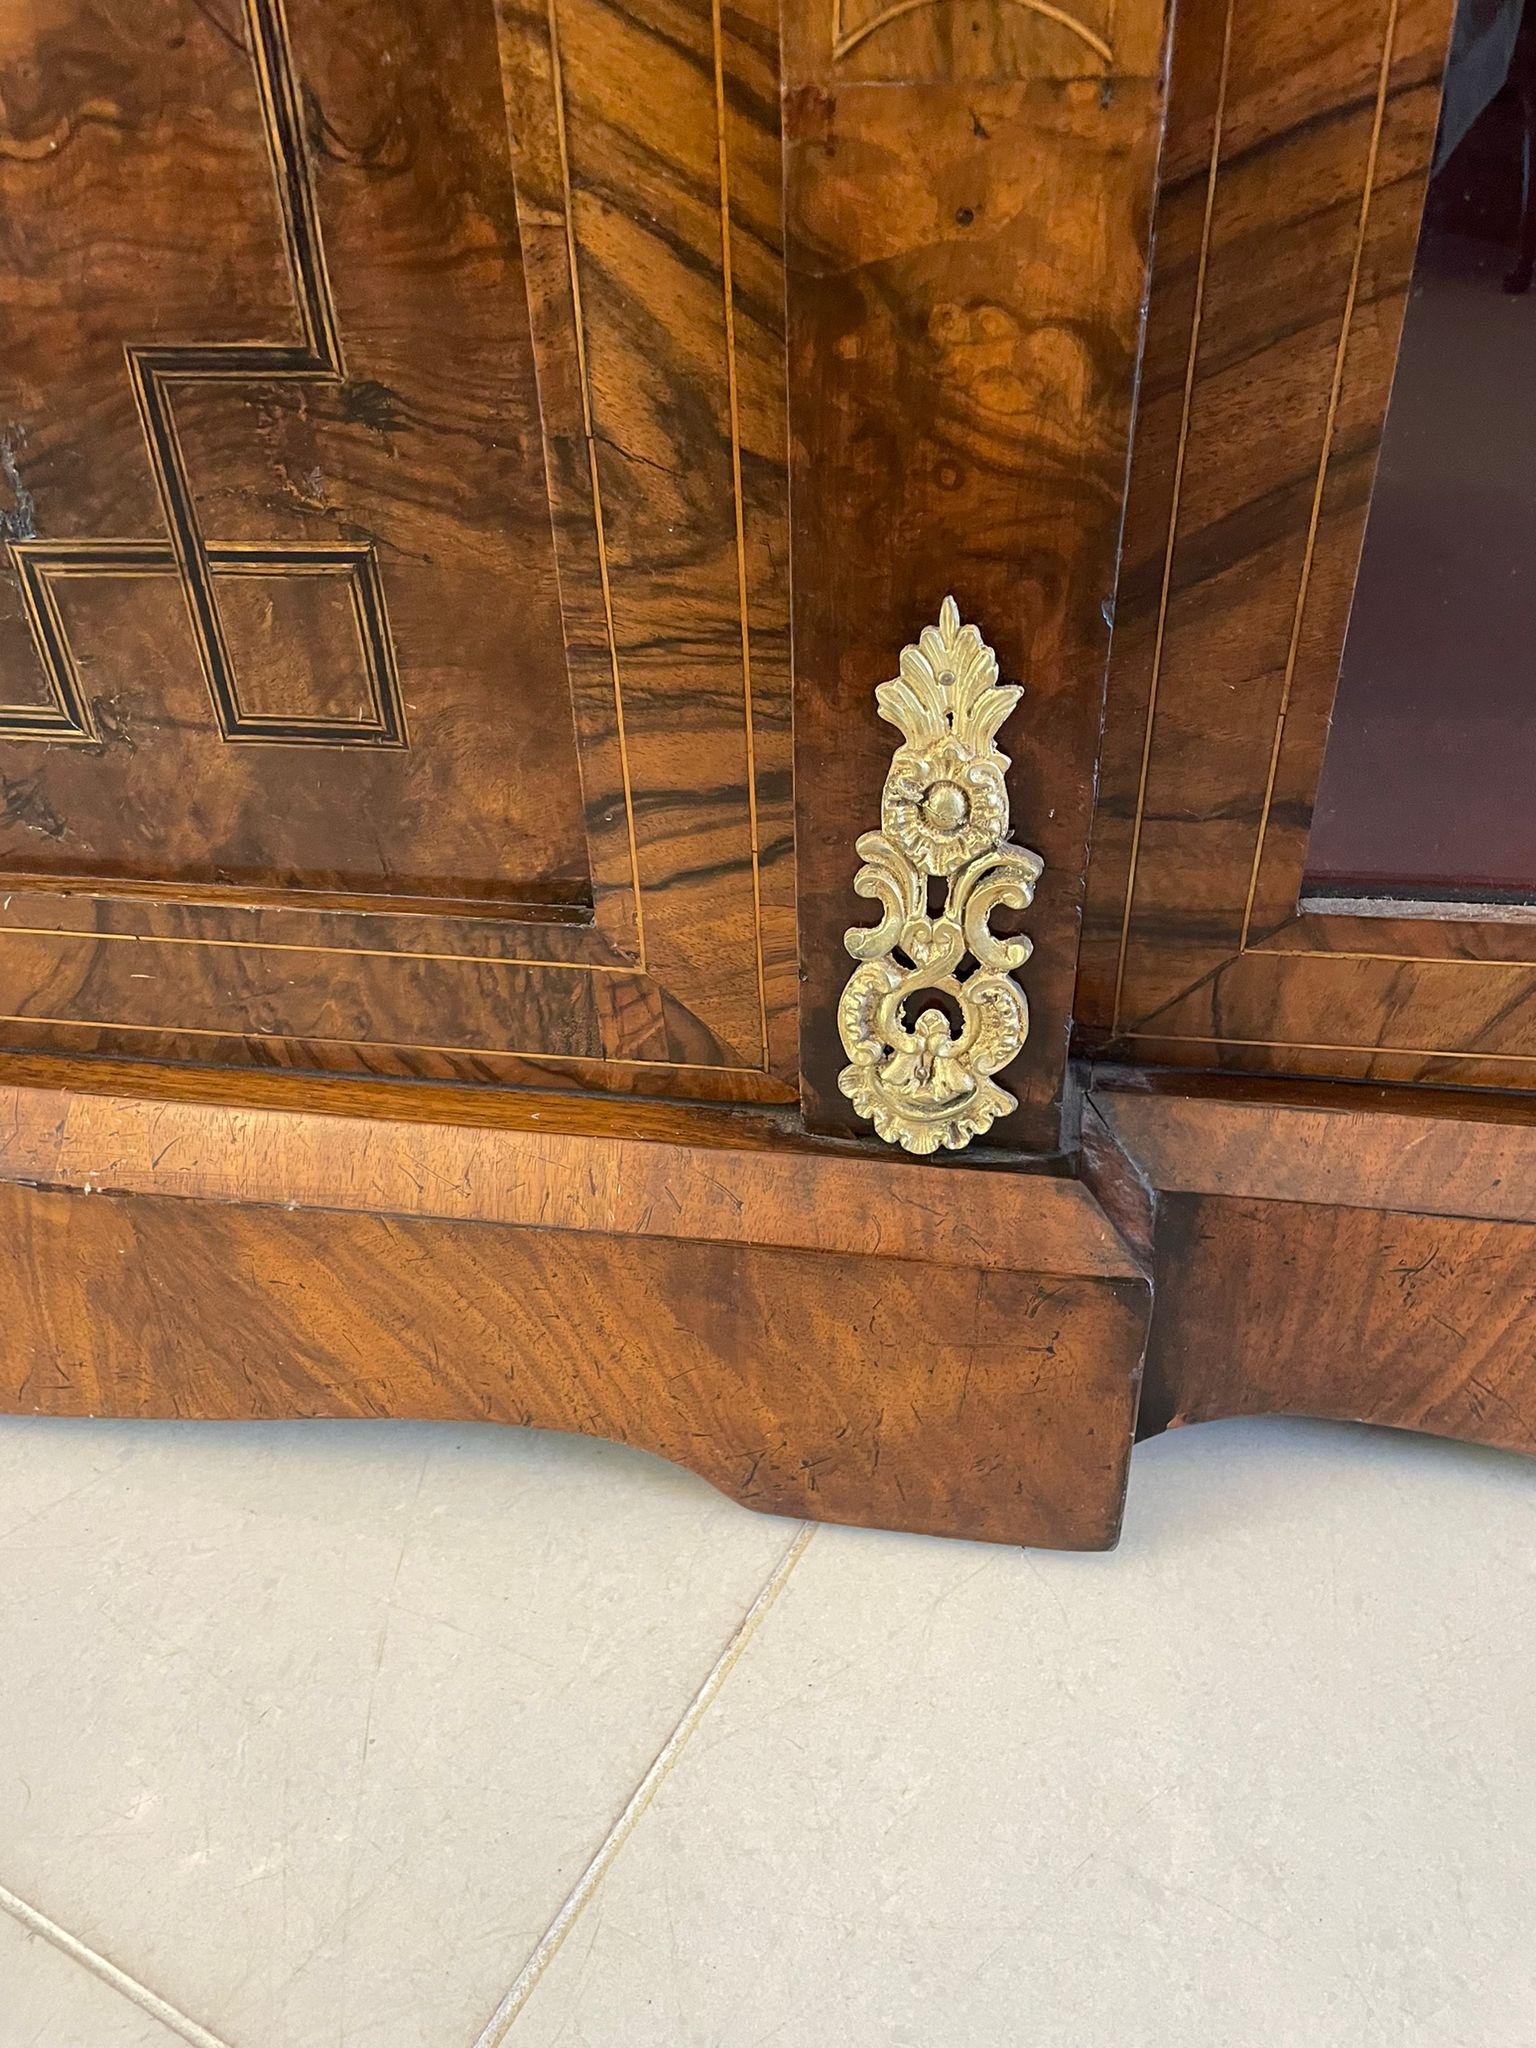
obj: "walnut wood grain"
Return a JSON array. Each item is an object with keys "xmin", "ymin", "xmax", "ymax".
[
  {"xmin": 1142, "ymin": 1195, "xmax": 1536, "ymax": 1460},
  {"xmin": 498, "ymin": 0, "xmax": 797, "ymax": 1072},
  {"xmin": 1085, "ymin": 1071, "xmax": 1536, "ymax": 1464},
  {"xmin": 785, "ymin": 0, "xmax": 1173, "ymax": 1153},
  {"xmin": 0, "ymin": 0, "xmax": 794, "ymax": 1102},
  {"xmin": 0, "ymin": 1068, "xmax": 1141, "ymax": 1276},
  {"xmin": 1095, "ymin": 1070, "xmax": 1536, "ymax": 1225},
  {"xmin": 1074, "ymin": 0, "xmax": 1536, "ymax": 1094},
  {"xmin": 0, "ymin": 0, "xmax": 586, "ymax": 903},
  {"xmin": 0, "ymin": 1059, "xmax": 1150, "ymax": 1548},
  {"xmin": 0, "ymin": 1050, "xmax": 813, "ymax": 1145},
  {"xmin": 0, "ymin": 1182, "xmax": 1145, "ymax": 1547}
]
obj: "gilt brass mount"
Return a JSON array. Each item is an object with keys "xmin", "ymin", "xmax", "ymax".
[{"xmin": 837, "ymin": 598, "xmax": 1043, "ymax": 1155}]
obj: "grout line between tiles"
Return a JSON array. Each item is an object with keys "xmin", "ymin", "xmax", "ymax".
[
  {"xmin": 470, "ymin": 1521, "xmax": 816, "ymax": 2048},
  {"xmin": 0, "ymin": 1877, "xmax": 235, "ymax": 2048}
]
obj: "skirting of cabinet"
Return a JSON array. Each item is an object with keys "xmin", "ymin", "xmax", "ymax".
[
  {"xmin": 0, "ymin": 1057, "xmax": 1148, "ymax": 1551},
  {"xmin": 9, "ymin": 1056, "xmax": 1532, "ymax": 1551},
  {"xmin": 1089, "ymin": 1073, "xmax": 1536, "ymax": 1463}
]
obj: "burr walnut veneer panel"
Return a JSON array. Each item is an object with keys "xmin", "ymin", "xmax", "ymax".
[
  {"xmin": 0, "ymin": 0, "xmax": 794, "ymax": 1100},
  {"xmin": 2, "ymin": 1182, "xmax": 1146, "ymax": 1549},
  {"xmin": 1088, "ymin": 1073, "xmax": 1536, "ymax": 1465},
  {"xmin": 0, "ymin": 1058, "xmax": 1150, "ymax": 1549},
  {"xmin": 1142, "ymin": 1196, "xmax": 1536, "ymax": 1457},
  {"xmin": 786, "ymin": 0, "xmax": 1173, "ymax": 1151}
]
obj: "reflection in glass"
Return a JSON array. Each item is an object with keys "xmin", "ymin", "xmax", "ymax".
[{"xmin": 1308, "ymin": 0, "xmax": 1536, "ymax": 903}]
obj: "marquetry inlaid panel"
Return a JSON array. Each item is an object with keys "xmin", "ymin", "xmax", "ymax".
[
  {"xmin": 1, "ymin": 0, "xmax": 585, "ymax": 901},
  {"xmin": 0, "ymin": 0, "xmax": 795, "ymax": 1098}
]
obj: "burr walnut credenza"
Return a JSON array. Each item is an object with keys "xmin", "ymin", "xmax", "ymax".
[{"xmin": 3, "ymin": 0, "xmax": 1534, "ymax": 1548}]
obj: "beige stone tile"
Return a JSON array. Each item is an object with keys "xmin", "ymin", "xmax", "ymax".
[
  {"xmin": 1419, "ymin": 1949, "xmax": 1536, "ymax": 2047},
  {"xmin": 0, "ymin": 1902, "xmax": 201, "ymax": 2047},
  {"xmin": 0, "ymin": 1421, "xmax": 137, "ymax": 1548},
  {"xmin": 505, "ymin": 1420, "xmax": 1536, "ymax": 2048},
  {"xmin": 0, "ymin": 1417, "xmax": 796, "ymax": 2048}
]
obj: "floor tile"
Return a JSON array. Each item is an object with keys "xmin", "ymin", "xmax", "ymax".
[
  {"xmin": 0, "ymin": 1417, "xmax": 796, "ymax": 2048},
  {"xmin": 0, "ymin": 1903, "xmax": 198, "ymax": 2047},
  {"xmin": 505, "ymin": 1419, "xmax": 1536, "ymax": 2048},
  {"xmin": 0, "ymin": 1420, "xmax": 137, "ymax": 1549}
]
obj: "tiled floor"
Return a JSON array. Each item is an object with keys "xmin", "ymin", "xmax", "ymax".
[{"xmin": 1, "ymin": 1413, "xmax": 1533, "ymax": 2047}]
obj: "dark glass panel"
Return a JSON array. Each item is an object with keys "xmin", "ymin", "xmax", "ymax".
[{"xmin": 1309, "ymin": 0, "xmax": 1536, "ymax": 904}]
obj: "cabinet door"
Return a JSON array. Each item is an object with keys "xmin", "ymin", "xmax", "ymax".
[
  {"xmin": 0, "ymin": 0, "xmax": 796, "ymax": 1101},
  {"xmin": 1, "ymin": 0, "xmax": 1171, "ymax": 1136},
  {"xmin": 1082, "ymin": 0, "xmax": 1536, "ymax": 1093}
]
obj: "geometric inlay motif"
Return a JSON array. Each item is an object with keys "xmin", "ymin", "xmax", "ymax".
[{"xmin": 1, "ymin": 0, "xmax": 407, "ymax": 749}]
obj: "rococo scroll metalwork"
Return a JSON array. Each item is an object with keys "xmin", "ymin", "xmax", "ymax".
[{"xmin": 838, "ymin": 597, "xmax": 1043, "ymax": 1155}]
